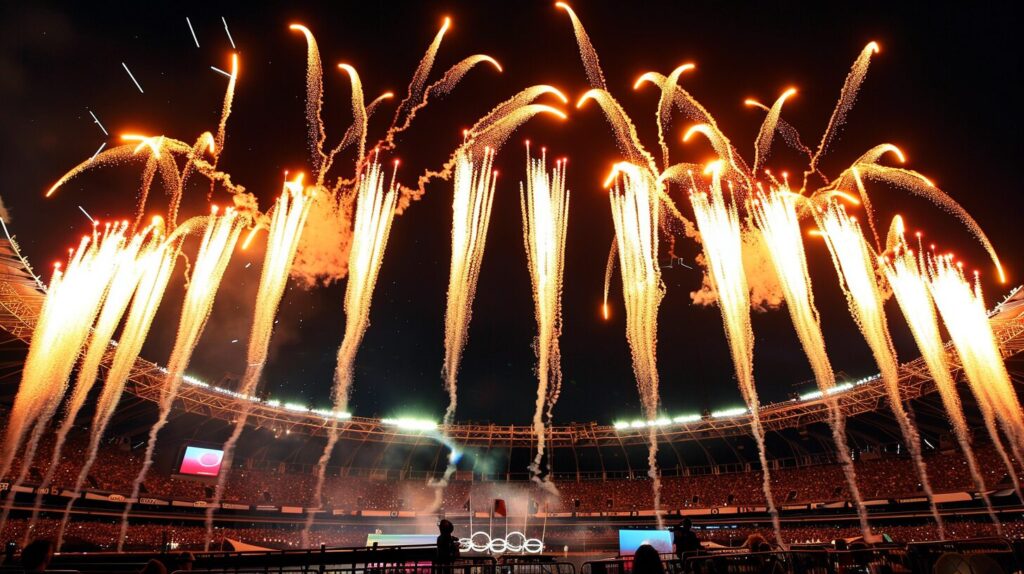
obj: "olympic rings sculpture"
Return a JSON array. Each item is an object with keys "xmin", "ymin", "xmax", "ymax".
[{"xmin": 459, "ymin": 531, "xmax": 544, "ymax": 554}]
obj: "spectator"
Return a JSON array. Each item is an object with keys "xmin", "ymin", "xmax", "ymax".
[
  {"xmin": 671, "ymin": 518, "xmax": 701, "ymax": 559},
  {"xmin": 632, "ymin": 544, "xmax": 665, "ymax": 574},
  {"xmin": 139, "ymin": 559, "xmax": 167, "ymax": 574},
  {"xmin": 435, "ymin": 519, "xmax": 460, "ymax": 565},
  {"xmin": 176, "ymin": 551, "xmax": 195, "ymax": 571},
  {"xmin": 20, "ymin": 539, "xmax": 54, "ymax": 573}
]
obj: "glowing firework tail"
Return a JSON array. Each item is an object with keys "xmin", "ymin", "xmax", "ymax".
[
  {"xmin": 690, "ymin": 162, "xmax": 781, "ymax": 543},
  {"xmin": 608, "ymin": 163, "xmax": 664, "ymax": 527},
  {"xmin": 303, "ymin": 160, "xmax": 398, "ymax": 547},
  {"xmin": 882, "ymin": 221, "xmax": 1002, "ymax": 532},
  {"xmin": 520, "ymin": 147, "xmax": 570, "ymax": 487},
  {"xmin": 442, "ymin": 149, "xmax": 498, "ymax": 427},
  {"xmin": 206, "ymin": 176, "xmax": 314, "ymax": 550},
  {"xmin": 929, "ymin": 254, "xmax": 1024, "ymax": 494},
  {"xmin": 56, "ymin": 239, "xmax": 178, "ymax": 550},
  {"xmin": 750, "ymin": 189, "xmax": 872, "ymax": 538},
  {"xmin": 19, "ymin": 224, "xmax": 161, "ymax": 538},
  {"xmin": 817, "ymin": 201, "xmax": 943, "ymax": 538},
  {"xmin": 0, "ymin": 223, "xmax": 130, "ymax": 537},
  {"xmin": 118, "ymin": 209, "xmax": 245, "ymax": 551}
]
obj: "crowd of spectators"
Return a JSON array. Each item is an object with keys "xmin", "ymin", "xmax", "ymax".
[
  {"xmin": 2, "ymin": 430, "xmax": 1020, "ymax": 514},
  {"xmin": 4, "ymin": 517, "xmax": 1024, "ymax": 553}
]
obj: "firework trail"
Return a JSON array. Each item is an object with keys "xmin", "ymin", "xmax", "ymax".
[
  {"xmin": 929, "ymin": 253, "xmax": 1024, "ymax": 495},
  {"xmin": 608, "ymin": 163, "xmax": 665, "ymax": 527},
  {"xmin": 118, "ymin": 210, "xmax": 245, "ymax": 551},
  {"xmin": 303, "ymin": 160, "xmax": 398, "ymax": 547},
  {"xmin": 205, "ymin": 176, "xmax": 314, "ymax": 550},
  {"xmin": 442, "ymin": 149, "xmax": 498, "ymax": 427},
  {"xmin": 0, "ymin": 223, "xmax": 129, "ymax": 537},
  {"xmin": 881, "ymin": 219, "xmax": 1002, "ymax": 532},
  {"xmin": 689, "ymin": 162, "xmax": 781, "ymax": 543},
  {"xmin": 749, "ymin": 189, "xmax": 872, "ymax": 538},
  {"xmin": 602, "ymin": 242, "xmax": 616, "ymax": 321},
  {"xmin": 520, "ymin": 147, "xmax": 570, "ymax": 488},
  {"xmin": 54, "ymin": 238, "xmax": 178, "ymax": 550},
  {"xmin": 816, "ymin": 201, "xmax": 943, "ymax": 538},
  {"xmin": 18, "ymin": 223, "xmax": 162, "ymax": 538}
]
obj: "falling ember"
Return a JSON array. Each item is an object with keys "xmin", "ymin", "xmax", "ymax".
[
  {"xmin": 118, "ymin": 209, "xmax": 246, "ymax": 551},
  {"xmin": 608, "ymin": 163, "xmax": 664, "ymax": 527},
  {"xmin": 750, "ymin": 189, "xmax": 872, "ymax": 538},
  {"xmin": 929, "ymin": 253, "xmax": 1024, "ymax": 493},
  {"xmin": 689, "ymin": 162, "xmax": 781, "ymax": 543},
  {"xmin": 881, "ymin": 221, "xmax": 1002, "ymax": 531},
  {"xmin": 0, "ymin": 223, "xmax": 130, "ymax": 535},
  {"xmin": 206, "ymin": 175, "xmax": 314, "ymax": 549},
  {"xmin": 56, "ymin": 236, "xmax": 178, "ymax": 550},
  {"xmin": 442, "ymin": 149, "xmax": 498, "ymax": 427},
  {"xmin": 520, "ymin": 147, "xmax": 570, "ymax": 488},
  {"xmin": 816, "ymin": 201, "xmax": 944, "ymax": 538},
  {"xmin": 303, "ymin": 160, "xmax": 398, "ymax": 547}
]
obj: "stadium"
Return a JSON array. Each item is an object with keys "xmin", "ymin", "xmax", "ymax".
[{"xmin": 3, "ymin": 2, "xmax": 1024, "ymax": 573}]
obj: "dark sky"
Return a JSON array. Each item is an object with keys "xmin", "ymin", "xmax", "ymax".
[{"xmin": 2, "ymin": 1, "xmax": 1021, "ymax": 426}]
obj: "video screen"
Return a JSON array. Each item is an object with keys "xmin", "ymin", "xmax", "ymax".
[
  {"xmin": 178, "ymin": 446, "xmax": 224, "ymax": 477},
  {"xmin": 365, "ymin": 534, "xmax": 436, "ymax": 547},
  {"xmin": 618, "ymin": 529, "xmax": 673, "ymax": 556}
]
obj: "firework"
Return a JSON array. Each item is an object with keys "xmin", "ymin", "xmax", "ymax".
[
  {"xmin": 520, "ymin": 147, "xmax": 570, "ymax": 487},
  {"xmin": 882, "ymin": 219, "xmax": 1002, "ymax": 531},
  {"xmin": 0, "ymin": 223, "xmax": 130, "ymax": 536},
  {"xmin": 817, "ymin": 201, "xmax": 943, "ymax": 538},
  {"xmin": 118, "ymin": 209, "xmax": 246, "ymax": 551},
  {"xmin": 929, "ymin": 253, "xmax": 1024, "ymax": 494},
  {"xmin": 608, "ymin": 163, "xmax": 665, "ymax": 527},
  {"xmin": 15, "ymin": 223, "xmax": 164, "ymax": 540},
  {"xmin": 205, "ymin": 175, "xmax": 314, "ymax": 549},
  {"xmin": 690, "ymin": 162, "xmax": 780, "ymax": 543},
  {"xmin": 303, "ymin": 160, "xmax": 398, "ymax": 547},
  {"xmin": 749, "ymin": 189, "xmax": 872, "ymax": 538},
  {"xmin": 54, "ymin": 235, "xmax": 177, "ymax": 550},
  {"xmin": 442, "ymin": 149, "xmax": 498, "ymax": 427}
]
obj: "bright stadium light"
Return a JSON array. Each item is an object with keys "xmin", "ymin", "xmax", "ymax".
[
  {"xmin": 614, "ymin": 421, "xmax": 629, "ymax": 430},
  {"xmin": 672, "ymin": 414, "xmax": 701, "ymax": 423},
  {"xmin": 710, "ymin": 407, "xmax": 747, "ymax": 418},
  {"xmin": 382, "ymin": 417, "xmax": 438, "ymax": 431}
]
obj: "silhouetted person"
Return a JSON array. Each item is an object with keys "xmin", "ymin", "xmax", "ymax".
[
  {"xmin": 435, "ymin": 519, "xmax": 460, "ymax": 567},
  {"xmin": 671, "ymin": 518, "xmax": 701, "ymax": 559},
  {"xmin": 633, "ymin": 544, "xmax": 666, "ymax": 574},
  {"xmin": 139, "ymin": 559, "xmax": 167, "ymax": 574},
  {"xmin": 176, "ymin": 552, "xmax": 195, "ymax": 571},
  {"xmin": 20, "ymin": 539, "xmax": 54, "ymax": 573}
]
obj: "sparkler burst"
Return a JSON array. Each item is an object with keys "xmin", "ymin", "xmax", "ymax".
[
  {"xmin": 816, "ymin": 202, "xmax": 944, "ymax": 538},
  {"xmin": 689, "ymin": 162, "xmax": 780, "ymax": 544},
  {"xmin": 749, "ymin": 189, "xmax": 871, "ymax": 538},
  {"xmin": 520, "ymin": 147, "xmax": 570, "ymax": 488},
  {"xmin": 118, "ymin": 209, "xmax": 246, "ymax": 551},
  {"xmin": 442, "ymin": 149, "xmax": 498, "ymax": 428},
  {"xmin": 929, "ymin": 253, "xmax": 1024, "ymax": 495},
  {"xmin": 607, "ymin": 163, "xmax": 665, "ymax": 527},
  {"xmin": 882, "ymin": 218, "xmax": 1002, "ymax": 532},
  {"xmin": 304, "ymin": 159, "xmax": 398, "ymax": 547}
]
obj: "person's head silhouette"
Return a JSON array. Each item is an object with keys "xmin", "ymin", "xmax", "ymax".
[{"xmin": 439, "ymin": 519, "xmax": 454, "ymax": 536}]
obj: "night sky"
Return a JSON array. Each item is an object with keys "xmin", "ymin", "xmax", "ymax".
[{"xmin": 2, "ymin": 1, "xmax": 1021, "ymax": 426}]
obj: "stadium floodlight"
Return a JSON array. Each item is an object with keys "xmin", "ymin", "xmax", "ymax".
[
  {"xmin": 381, "ymin": 417, "xmax": 438, "ymax": 431},
  {"xmin": 672, "ymin": 414, "xmax": 701, "ymax": 424},
  {"xmin": 629, "ymin": 420, "xmax": 646, "ymax": 429},
  {"xmin": 613, "ymin": 421, "xmax": 629, "ymax": 430},
  {"xmin": 710, "ymin": 407, "xmax": 747, "ymax": 418},
  {"xmin": 283, "ymin": 403, "xmax": 309, "ymax": 412}
]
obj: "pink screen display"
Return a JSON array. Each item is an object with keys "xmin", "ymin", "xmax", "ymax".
[{"xmin": 179, "ymin": 446, "xmax": 224, "ymax": 477}]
